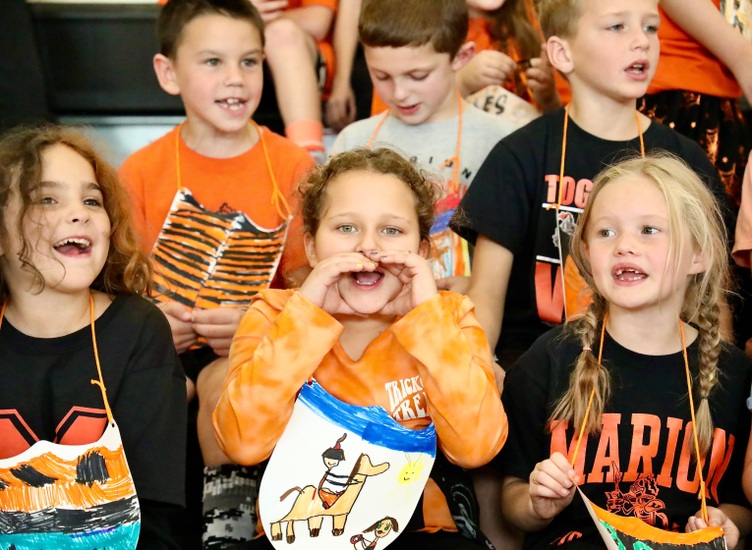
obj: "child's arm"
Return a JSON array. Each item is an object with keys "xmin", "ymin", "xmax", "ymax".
[
  {"xmin": 732, "ymin": 153, "xmax": 752, "ymax": 269},
  {"xmin": 279, "ymin": 3, "xmax": 335, "ymax": 42},
  {"xmin": 659, "ymin": 0, "xmax": 752, "ymax": 104},
  {"xmin": 466, "ymin": 235, "xmax": 514, "ymax": 355},
  {"xmin": 213, "ymin": 291, "xmax": 344, "ymax": 465},
  {"xmin": 500, "ymin": 452, "xmax": 578, "ymax": 532},
  {"xmin": 389, "ymin": 288, "xmax": 507, "ymax": 467},
  {"xmin": 325, "ymin": 0, "xmax": 361, "ymax": 131}
]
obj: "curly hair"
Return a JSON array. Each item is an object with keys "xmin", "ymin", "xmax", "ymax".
[
  {"xmin": 0, "ymin": 124, "xmax": 152, "ymax": 300},
  {"xmin": 298, "ymin": 148, "xmax": 441, "ymax": 245}
]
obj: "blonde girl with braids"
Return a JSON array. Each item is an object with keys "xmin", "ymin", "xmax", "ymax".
[{"xmin": 496, "ymin": 154, "xmax": 752, "ymax": 550}]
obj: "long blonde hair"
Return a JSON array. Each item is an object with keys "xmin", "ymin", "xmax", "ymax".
[{"xmin": 549, "ymin": 154, "xmax": 729, "ymax": 456}]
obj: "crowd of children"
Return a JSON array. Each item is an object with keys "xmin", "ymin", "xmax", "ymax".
[{"xmin": 3, "ymin": 0, "xmax": 752, "ymax": 549}]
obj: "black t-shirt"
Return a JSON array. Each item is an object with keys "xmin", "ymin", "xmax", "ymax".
[
  {"xmin": 451, "ymin": 108, "xmax": 734, "ymax": 362},
  {"xmin": 0, "ymin": 294, "xmax": 187, "ymax": 547},
  {"xmin": 496, "ymin": 324, "xmax": 752, "ymax": 549}
]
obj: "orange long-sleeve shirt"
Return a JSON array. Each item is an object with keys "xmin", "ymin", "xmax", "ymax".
[{"xmin": 214, "ymin": 289, "xmax": 507, "ymax": 532}]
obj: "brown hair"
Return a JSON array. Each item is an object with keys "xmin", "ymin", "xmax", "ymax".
[
  {"xmin": 299, "ymin": 148, "xmax": 440, "ymax": 244},
  {"xmin": 157, "ymin": 0, "xmax": 265, "ymax": 59},
  {"xmin": 485, "ymin": 0, "xmax": 544, "ymax": 61},
  {"xmin": 536, "ymin": 0, "xmax": 583, "ymax": 40},
  {"xmin": 550, "ymin": 154, "xmax": 729, "ymax": 457},
  {"xmin": 358, "ymin": 0, "xmax": 469, "ymax": 58},
  {"xmin": 0, "ymin": 124, "xmax": 153, "ymax": 299}
]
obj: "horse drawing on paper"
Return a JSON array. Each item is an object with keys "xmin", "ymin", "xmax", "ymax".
[{"xmin": 269, "ymin": 453, "xmax": 390, "ymax": 544}]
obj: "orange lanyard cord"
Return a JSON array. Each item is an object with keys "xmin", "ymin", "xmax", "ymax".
[{"xmin": 175, "ymin": 121, "xmax": 291, "ymax": 221}]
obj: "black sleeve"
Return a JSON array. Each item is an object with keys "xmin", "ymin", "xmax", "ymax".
[
  {"xmin": 493, "ymin": 330, "xmax": 561, "ymax": 481},
  {"xmin": 685, "ymin": 139, "xmax": 738, "ymax": 240},
  {"xmin": 113, "ymin": 298, "xmax": 187, "ymax": 509},
  {"xmin": 451, "ymin": 136, "xmax": 535, "ymax": 256},
  {"xmin": 137, "ymin": 499, "xmax": 183, "ymax": 550}
]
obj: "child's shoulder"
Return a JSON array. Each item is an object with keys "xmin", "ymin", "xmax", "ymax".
[
  {"xmin": 258, "ymin": 127, "xmax": 314, "ymax": 166},
  {"xmin": 120, "ymin": 125, "xmax": 180, "ymax": 174},
  {"xmin": 462, "ymin": 104, "xmax": 519, "ymax": 140}
]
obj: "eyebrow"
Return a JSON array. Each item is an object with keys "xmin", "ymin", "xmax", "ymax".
[
  {"xmin": 38, "ymin": 180, "xmax": 102, "ymax": 192},
  {"xmin": 328, "ymin": 212, "xmax": 413, "ymax": 222},
  {"xmin": 197, "ymin": 48, "xmax": 263, "ymax": 56}
]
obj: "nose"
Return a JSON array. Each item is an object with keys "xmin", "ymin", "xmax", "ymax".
[
  {"xmin": 632, "ymin": 26, "xmax": 650, "ymax": 50},
  {"xmin": 614, "ymin": 232, "xmax": 637, "ymax": 256},
  {"xmin": 68, "ymin": 202, "xmax": 90, "ymax": 224},
  {"xmin": 391, "ymin": 79, "xmax": 409, "ymax": 102},
  {"xmin": 224, "ymin": 64, "xmax": 243, "ymax": 86},
  {"xmin": 356, "ymin": 229, "xmax": 379, "ymax": 253}
]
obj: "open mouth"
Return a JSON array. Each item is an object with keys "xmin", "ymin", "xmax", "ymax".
[
  {"xmin": 53, "ymin": 237, "xmax": 92, "ymax": 256},
  {"xmin": 614, "ymin": 267, "xmax": 646, "ymax": 281},
  {"xmin": 216, "ymin": 97, "xmax": 246, "ymax": 111},
  {"xmin": 351, "ymin": 270, "xmax": 384, "ymax": 287},
  {"xmin": 626, "ymin": 62, "xmax": 647, "ymax": 75}
]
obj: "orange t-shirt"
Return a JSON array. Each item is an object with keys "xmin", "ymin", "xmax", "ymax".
[
  {"xmin": 119, "ymin": 125, "xmax": 313, "ymax": 280},
  {"xmin": 214, "ymin": 289, "xmax": 507, "ymax": 532},
  {"xmin": 648, "ymin": 1, "xmax": 741, "ymax": 98}
]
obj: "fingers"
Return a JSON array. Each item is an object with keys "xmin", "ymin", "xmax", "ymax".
[{"xmin": 530, "ymin": 453, "xmax": 578, "ymax": 498}]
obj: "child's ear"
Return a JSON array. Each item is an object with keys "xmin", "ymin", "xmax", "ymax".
[
  {"xmin": 688, "ymin": 247, "xmax": 709, "ymax": 275},
  {"xmin": 418, "ymin": 240, "xmax": 430, "ymax": 259},
  {"xmin": 451, "ymin": 41, "xmax": 476, "ymax": 72},
  {"xmin": 546, "ymin": 36, "xmax": 574, "ymax": 76},
  {"xmin": 153, "ymin": 54, "xmax": 181, "ymax": 96},
  {"xmin": 304, "ymin": 232, "xmax": 319, "ymax": 267}
]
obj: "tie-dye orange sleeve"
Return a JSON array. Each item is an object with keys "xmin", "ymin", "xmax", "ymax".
[
  {"xmin": 213, "ymin": 290, "xmax": 343, "ymax": 465},
  {"xmin": 390, "ymin": 292, "xmax": 507, "ymax": 468}
]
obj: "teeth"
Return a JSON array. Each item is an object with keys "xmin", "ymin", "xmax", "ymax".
[{"xmin": 53, "ymin": 237, "xmax": 90, "ymax": 249}]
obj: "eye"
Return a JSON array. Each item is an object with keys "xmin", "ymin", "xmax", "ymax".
[
  {"xmin": 644, "ymin": 23, "xmax": 659, "ymax": 33},
  {"xmin": 373, "ymin": 73, "xmax": 390, "ymax": 82},
  {"xmin": 84, "ymin": 197, "xmax": 103, "ymax": 207},
  {"xmin": 409, "ymin": 72, "xmax": 429, "ymax": 81},
  {"xmin": 38, "ymin": 196, "xmax": 56, "ymax": 205},
  {"xmin": 204, "ymin": 58, "xmax": 220, "ymax": 67},
  {"xmin": 642, "ymin": 226, "xmax": 660, "ymax": 235},
  {"xmin": 242, "ymin": 56, "xmax": 260, "ymax": 68},
  {"xmin": 337, "ymin": 224, "xmax": 356, "ymax": 234},
  {"xmin": 607, "ymin": 23, "xmax": 624, "ymax": 31},
  {"xmin": 596, "ymin": 228, "xmax": 615, "ymax": 238},
  {"xmin": 382, "ymin": 227, "xmax": 402, "ymax": 236}
]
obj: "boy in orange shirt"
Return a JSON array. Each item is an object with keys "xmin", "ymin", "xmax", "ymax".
[
  {"xmin": 118, "ymin": 0, "xmax": 313, "ymax": 545},
  {"xmin": 252, "ymin": 0, "xmax": 336, "ymax": 162}
]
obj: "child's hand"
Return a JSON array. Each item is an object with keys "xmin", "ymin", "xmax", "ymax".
[
  {"xmin": 192, "ymin": 307, "xmax": 246, "ymax": 357},
  {"xmin": 365, "ymin": 249, "xmax": 438, "ymax": 317},
  {"xmin": 158, "ymin": 301, "xmax": 198, "ymax": 353},
  {"xmin": 299, "ymin": 252, "xmax": 380, "ymax": 315},
  {"xmin": 458, "ymin": 50, "xmax": 517, "ymax": 95},
  {"xmin": 250, "ymin": 0, "xmax": 288, "ymax": 21},
  {"xmin": 525, "ymin": 45, "xmax": 561, "ymax": 112},
  {"xmin": 686, "ymin": 507, "xmax": 739, "ymax": 550},
  {"xmin": 529, "ymin": 452, "xmax": 579, "ymax": 522}
]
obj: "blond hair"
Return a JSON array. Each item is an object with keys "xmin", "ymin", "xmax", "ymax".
[
  {"xmin": 550, "ymin": 154, "xmax": 729, "ymax": 456},
  {"xmin": 536, "ymin": 0, "xmax": 583, "ymax": 39}
]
